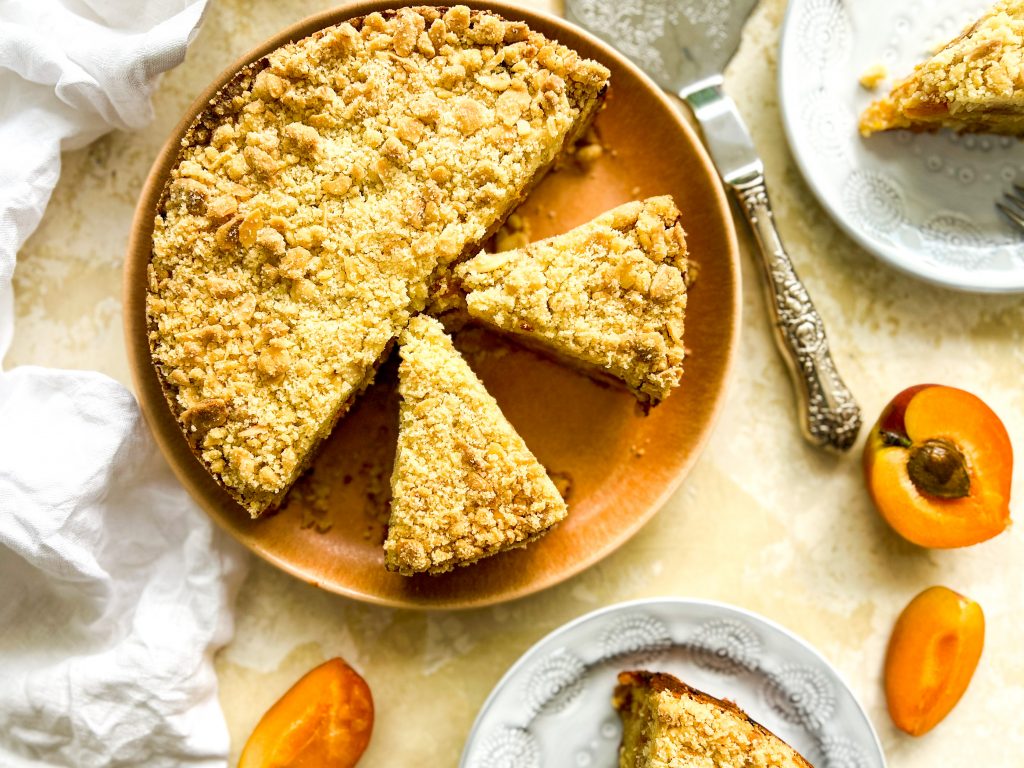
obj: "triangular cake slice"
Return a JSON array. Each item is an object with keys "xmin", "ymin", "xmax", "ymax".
[
  {"xmin": 455, "ymin": 197, "xmax": 688, "ymax": 405},
  {"xmin": 384, "ymin": 315, "xmax": 566, "ymax": 575},
  {"xmin": 614, "ymin": 671, "xmax": 812, "ymax": 768},
  {"xmin": 860, "ymin": 1, "xmax": 1024, "ymax": 135},
  {"xmin": 148, "ymin": 6, "xmax": 609, "ymax": 517}
]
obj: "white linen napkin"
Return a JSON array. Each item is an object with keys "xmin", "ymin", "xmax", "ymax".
[
  {"xmin": 0, "ymin": 1, "xmax": 248, "ymax": 766},
  {"xmin": 0, "ymin": 368, "xmax": 246, "ymax": 767}
]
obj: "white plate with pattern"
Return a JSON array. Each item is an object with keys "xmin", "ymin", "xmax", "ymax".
[
  {"xmin": 779, "ymin": 0, "xmax": 1024, "ymax": 292},
  {"xmin": 459, "ymin": 598, "xmax": 885, "ymax": 768}
]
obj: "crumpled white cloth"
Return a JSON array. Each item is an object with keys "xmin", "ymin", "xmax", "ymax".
[
  {"xmin": 0, "ymin": 369, "xmax": 246, "ymax": 767},
  {"xmin": 0, "ymin": 1, "xmax": 248, "ymax": 767}
]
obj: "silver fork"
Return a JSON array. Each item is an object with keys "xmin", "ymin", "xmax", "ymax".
[{"xmin": 997, "ymin": 184, "xmax": 1024, "ymax": 231}]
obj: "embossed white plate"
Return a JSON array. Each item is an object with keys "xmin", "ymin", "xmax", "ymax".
[
  {"xmin": 779, "ymin": 0, "xmax": 1024, "ymax": 292},
  {"xmin": 460, "ymin": 598, "xmax": 885, "ymax": 768}
]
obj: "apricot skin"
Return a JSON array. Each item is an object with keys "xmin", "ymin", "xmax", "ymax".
[
  {"xmin": 863, "ymin": 384, "xmax": 1012, "ymax": 548},
  {"xmin": 885, "ymin": 586, "xmax": 984, "ymax": 736},
  {"xmin": 239, "ymin": 658, "xmax": 373, "ymax": 768}
]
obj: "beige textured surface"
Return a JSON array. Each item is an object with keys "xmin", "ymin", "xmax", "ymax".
[{"xmin": 9, "ymin": 0, "xmax": 1024, "ymax": 765}]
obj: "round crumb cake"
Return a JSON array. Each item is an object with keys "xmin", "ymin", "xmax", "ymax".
[{"xmin": 146, "ymin": 6, "xmax": 609, "ymax": 517}]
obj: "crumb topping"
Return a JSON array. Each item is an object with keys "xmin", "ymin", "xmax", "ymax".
[
  {"xmin": 456, "ymin": 196, "xmax": 688, "ymax": 403},
  {"xmin": 147, "ymin": 6, "xmax": 609, "ymax": 515},
  {"xmin": 614, "ymin": 671, "xmax": 812, "ymax": 768},
  {"xmin": 861, "ymin": 0, "xmax": 1024, "ymax": 134},
  {"xmin": 385, "ymin": 315, "xmax": 567, "ymax": 575}
]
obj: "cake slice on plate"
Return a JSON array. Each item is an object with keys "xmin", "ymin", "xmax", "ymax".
[
  {"xmin": 614, "ymin": 671, "xmax": 812, "ymax": 768},
  {"xmin": 456, "ymin": 196, "xmax": 688, "ymax": 405},
  {"xmin": 384, "ymin": 315, "xmax": 566, "ymax": 576},
  {"xmin": 860, "ymin": 0, "xmax": 1024, "ymax": 135}
]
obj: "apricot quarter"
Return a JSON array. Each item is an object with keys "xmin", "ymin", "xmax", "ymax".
[
  {"xmin": 863, "ymin": 384, "xmax": 1012, "ymax": 547},
  {"xmin": 239, "ymin": 657, "xmax": 374, "ymax": 768},
  {"xmin": 885, "ymin": 586, "xmax": 984, "ymax": 736}
]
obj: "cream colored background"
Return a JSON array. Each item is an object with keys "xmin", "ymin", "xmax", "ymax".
[{"xmin": 10, "ymin": 0, "xmax": 1024, "ymax": 764}]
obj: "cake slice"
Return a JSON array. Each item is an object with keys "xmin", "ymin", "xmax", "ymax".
[
  {"xmin": 147, "ymin": 6, "xmax": 610, "ymax": 516},
  {"xmin": 860, "ymin": 1, "xmax": 1024, "ymax": 135},
  {"xmin": 384, "ymin": 315, "xmax": 567, "ymax": 575},
  {"xmin": 455, "ymin": 197, "xmax": 688, "ymax": 405},
  {"xmin": 614, "ymin": 671, "xmax": 812, "ymax": 768}
]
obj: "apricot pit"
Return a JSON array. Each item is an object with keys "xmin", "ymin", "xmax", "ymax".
[{"xmin": 863, "ymin": 384, "xmax": 1012, "ymax": 548}]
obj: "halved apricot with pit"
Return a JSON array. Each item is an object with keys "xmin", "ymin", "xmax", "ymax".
[
  {"xmin": 885, "ymin": 586, "xmax": 984, "ymax": 736},
  {"xmin": 863, "ymin": 384, "xmax": 1012, "ymax": 547},
  {"xmin": 239, "ymin": 657, "xmax": 373, "ymax": 768}
]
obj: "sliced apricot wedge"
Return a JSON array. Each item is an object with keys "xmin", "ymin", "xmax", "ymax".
[
  {"xmin": 885, "ymin": 586, "xmax": 984, "ymax": 736},
  {"xmin": 863, "ymin": 384, "xmax": 1012, "ymax": 547},
  {"xmin": 239, "ymin": 658, "xmax": 373, "ymax": 768}
]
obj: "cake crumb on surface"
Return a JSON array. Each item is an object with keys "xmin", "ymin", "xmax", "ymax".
[
  {"xmin": 572, "ymin": 125, "xmax": 605, "ymax": 169},
  {"xmin": 494, "ymin": 211, "xmax": 532, "ymax": 252},
  {"xmin": 859, "ymin": 63, "xmax": 888, "ymax": 89},
  {"xmin": 548, "ymin": 470, "xmax": 574, "ymax": 501}
]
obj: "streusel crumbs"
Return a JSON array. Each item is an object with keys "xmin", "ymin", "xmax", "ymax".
[
  {"xmin": 861, "ymin": 0, "xmax": 1024, "ymax": 134},
  {"xmin": 147, "ymin": 6, "xmax": 609, "ymax": 515},
  {"xmin": 384, "ymin": 315, "xmax": 566, "ymax": 575},
  {"xmin": 456, "ymin": 196, "xmax": 688, "ymax": 403}
]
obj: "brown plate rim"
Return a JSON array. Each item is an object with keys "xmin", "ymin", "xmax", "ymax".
[{"xmin": 123, "ymin": 0, "xmax": 741, "ymax": 609}]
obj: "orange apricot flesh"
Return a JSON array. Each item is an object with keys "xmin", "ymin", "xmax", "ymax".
[
  {"xmin": 239, "ymin": 657, "xmax": 373, "ymax": 768},
  {"xmin": 885, "ymin": 586, "xmax": 984, "ymax": 736},
  {"xmin": 864, "ymin": 384, "xmax": 1012, "ymax": 547}
]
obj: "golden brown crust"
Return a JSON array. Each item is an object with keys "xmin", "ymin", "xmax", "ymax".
[
  {"xmin": 146, "ymin": 6, "xmax": 610, "ymax": 517},
  {"xmin": 614, "ymin": 671, "xmax": 749, "ymax": 720},
  {"xmin": 861, "ymin": 0, "xmax": 1024, "ymax": 135},
  {"xmin": 384, "ymin": 315, "xmax": 567, "ymax": 575},
  {"xmin": 456, "ymin": 196, "xmax": 688, "ymax": 404},
  {"xmin": 614, "ymin": 670, "xmax": 814, "ymax": 768}
]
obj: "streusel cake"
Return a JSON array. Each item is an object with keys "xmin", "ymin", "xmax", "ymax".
[
  {"xmin": 456, "ymin": 197, "xmax": 688, "ymax": 403},
  {"xmin": 614, "ymin": 671, "xmax": 812, "ymax": 768},
  {"xmin": 147, "ymin": 7, "xmax": 610, "ymax": 516},
  {"xmin": 385, "ymin": 315, "xmax": 566, "ymax": 575},
  {"xmin": 860, "ymin": 1, "xmax": 1024, "ymax": 135}
]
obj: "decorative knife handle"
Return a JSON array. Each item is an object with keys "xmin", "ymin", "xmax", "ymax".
[{"xmin": 730, "ymin": 173, "xmax": 862, "ymax": 451}]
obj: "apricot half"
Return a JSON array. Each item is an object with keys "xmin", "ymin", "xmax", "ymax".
[
  {"xmin": 885, "ymin": 586, "xmax": 984, "ymax": 736},
  {"xmin": 863, "ymin": 384, "xmax": 1012, "ymax": 547},
  {"xmin": 239, "ymin": 657, "xmax": 374, "ymax": 768}
]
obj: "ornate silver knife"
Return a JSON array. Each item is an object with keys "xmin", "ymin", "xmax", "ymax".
[{"xmin": 566, "ymin": 0, "xmax": 862, "ymax": 451}]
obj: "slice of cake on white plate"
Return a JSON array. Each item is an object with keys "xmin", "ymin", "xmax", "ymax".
[
  {"xmin": 614, "ymin": 671, "xmax": 813, "ymax": 768},
  {"xmin": 860, "ymin": 0, "xmax": 1024, "ymax": 135},
  {"xmin": 384, "ymin": 315, "xmax": 567, "ymax": 576},
  {"xmin": 456, "ymin": 196, "xmax": 688, "ymax": 405}
]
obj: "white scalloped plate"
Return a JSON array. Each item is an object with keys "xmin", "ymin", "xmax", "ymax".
[
  {"xmin": 460, "ymin": 598, "xmax": 885, "ymax": 768},
  {"xmin": 779, "ymin": 0, "xmax": 1024, "ymax": 292}
]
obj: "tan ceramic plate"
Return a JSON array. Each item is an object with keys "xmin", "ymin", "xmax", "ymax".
[{"xmin": 124, "ymin": 0, "xmax": 740, "ymax": 609}]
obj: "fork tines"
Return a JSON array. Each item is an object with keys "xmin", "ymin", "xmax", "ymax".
[{"xmin": 997, "ymin": 183, "xmax": 1024, "ymax": 232}]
